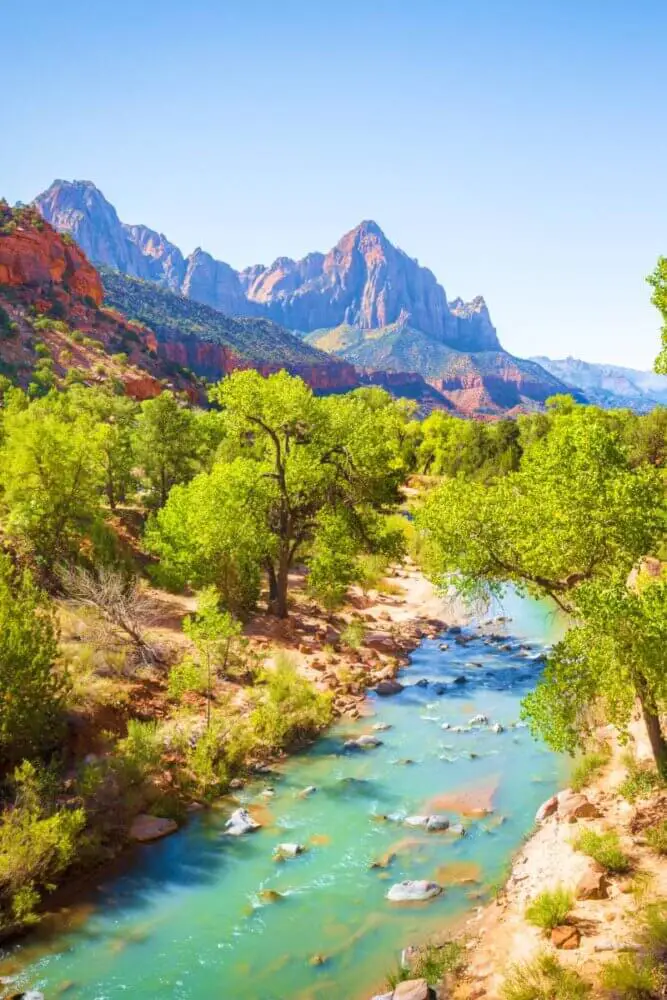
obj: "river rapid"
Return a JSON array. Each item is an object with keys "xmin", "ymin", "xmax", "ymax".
[{"xmin": 1, "ymin": 591, "xmax": 566, "ymax": 1000}]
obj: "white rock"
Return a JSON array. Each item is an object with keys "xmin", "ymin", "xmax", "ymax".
[
  {"xmin": 469, "ymin": 714, "xmax": 489, "ymax": 726},
  {"xmin": 404, "ymin": 815, "xmax": 430, "ymax": 827},
  {"xmin": 491, "ymin": 722, "xmax": 504, "ymax": 734},
  {"xmin": 225, "ymin": 808, "xmax": 261, "ymax": 836},
  {"xmin": 425, "ymin": 814, "xmax": 450, "ymax": 832},
  {"xmin": 387, "ymin": 880, "xmax": 443, "ymax": 903},
  {"xmin": 274, "ymin": 842, "xmax": 305, "ymax": 858}
]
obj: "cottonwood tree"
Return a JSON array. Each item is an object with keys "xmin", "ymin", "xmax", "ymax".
[
  {"xmin": 207, "ymin": 370, "xmax": 406, "ymax": 617},
  {"xmin": 418, "ymin": 405, "xmax": 667, "ymax": 769}
]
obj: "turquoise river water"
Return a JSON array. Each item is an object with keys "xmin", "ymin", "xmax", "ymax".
[{"xmin": 1, "ymin": 592, "xmax": 566, "ymax": 1000}]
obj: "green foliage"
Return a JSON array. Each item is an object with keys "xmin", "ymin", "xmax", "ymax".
[
  {"xmin": 0, "ymin": 389, "xmax": 109, "ymax": 571},
  {"xmin": 644, "ymin": 821, "xmax": 667, "ymax": 855},
  {"xmin": 115, "ymin": 720, "xmax": 164, "ymax": 785},
  {"xmin": 168, "ymin": 658, "xmax": 207, "ymax": 700},
  {"xmin": 572, "ymin": 829, "xmax": 631, "ymax": 873},
  {"xmin": 618, "ymin": 755, "xmax": 665, "ymax": 802},
  {"xmin": 133, "ymin": 391, "xmax": 211, "ymax": 508},
  {"xmin": 340, "ymin": 618, "xmax": 365, "ymax": 650},
  {"xmin": 648, "ymin": 257, "xmax": 667, "ymax": 375},
  {"xmin": 600, "ymin": 953, "xmax": 663, "ymax": 1000},
  {"xmin": 0, "ymin": 761, "xmax": 86, "ymax": 932},
  {"xmin": 385, "ymin": 940, "xmax": 465, "ymax": 990},
  {"xmin": 0, "ymin": 555, "xmax": 66, "ymax": 763},
  {"xmin": 417, "ymin": 411, "xmax": 522, "ymax": 480},
  {"xmin": 640, "ymin": 901, "xmax": 667, "ymax": 959},
  {"xmin": 525, "ymin": 886, "xmax": 574, "ymax": 932},
  {"xmin": 502, "ymin": 953, "xmax": 590, "ymax": 1000},
  {"xmin": 570, "ymin": 744, "xmax": 611, "ymax": 792},
  {"xmin": 250, "ymin": 657, "xmax": 333, "ymax": 752}
]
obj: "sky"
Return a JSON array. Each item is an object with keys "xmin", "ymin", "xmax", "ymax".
[{"xmin": 2, "ymin": 0, "xmax": 666, "ymax": 368}]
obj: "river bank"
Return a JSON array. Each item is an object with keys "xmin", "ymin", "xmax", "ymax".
[{"xmin": 447, "ymin": 717, "xmax": 667, "ymax": 1000}]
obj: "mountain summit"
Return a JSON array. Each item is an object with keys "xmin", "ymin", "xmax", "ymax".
[
  {"xmin": 33, "ymin": 179, "xmax": 568, "ymax": 414},
  {"xmin": 34, "ymin": 181, "xmax": 499, "ymax": 352}
]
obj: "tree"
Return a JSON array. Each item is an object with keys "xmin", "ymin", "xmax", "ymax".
[
  {"xmin": 418, "ymin": 405, "xmax": 667, "ymax": 769},
  {"xmin": 184, "ymin": 587, "xmax": 243, "ymax": 728},
  {"xmin": 523, "ymin": 578, "xmax": 667, "ymax": 772},
  {"xmin": 72, "ymin": 386, "xmax": 139, "ymax": 509},
  {"xmin": 0, "ymin": 555, "xmax": 66, "ymax": 763},
  {"xmin": 648, "ymin": 257, "xmax": 667, "ymax": 374},
  {"xmin": 209, "ymin": 370, "xmax": 405, "ymax": 617},
  {"xmin": 0, "ymin": 391, "xmax": 107, "ymax": 574},
  {"xmin": 146, "ymin": 457, "xmax": 274, "ymax": 616},
  {"xmin": 133, "ymin": 391, "xmax": 206, "ymax": 508}
]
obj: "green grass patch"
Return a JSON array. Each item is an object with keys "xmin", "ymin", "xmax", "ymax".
[
  {"xmin": 525, "ymin": 887, "xmax": 574, "ymax": 932},
  {"xmin": 570, "ymin": 744, "xmax": 611, "ymax": 792},
  {"xmin": 600, "ymin": 953, "xmax": 663, "ymax": 1000},
  {"xmin": 618, "ymin": 757, "xmax": 664, "ymax": 803},
  {"xmin": 645, "ymin": 819, "xmax": 667, "ymax": 856},
  {"xmin": 572, "ymin": 829, "xmax": 631, "ymax": 873},
  {"xmin": 385, "ymin": 940, "xmax": 465, "ymax": 990},
  {"xmin": 502, "ymin": 953, "xmax": 590, "ymax": 1000}
]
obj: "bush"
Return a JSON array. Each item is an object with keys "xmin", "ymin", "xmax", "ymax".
[
  {"xmin": 115, "ymin": 720, "xmax": 164, "ymax": 785},
  {"xmin": 570, "ymin": 744, "xmax": 611, "ymax": 792},
  {"xmin": 0, "ymin": 555, "xmax": 66, "ymax": 764},
  {"xmin": 525, "ymin": 886, "xmax": 574, "ymax": 932},
  {"xmin": 600, "ymin": 953, "xmax": 663, "ymax": 1000},
  {"xmin": 573, "ymin": 830, "xmax": 631, "ymax": 873},
  {"xmin": 168, "ymin": 658, "xmax": 207, "ymax": 700},
  {"xmin": 386, "ymin": 940, "xmax": 465, "ymax": 990},
  {"xmin": 0, "ymin": 762, "xmax": 86, "ymax": 932},
  {"xmin": 250, "ymin": 657, "xmax": 333, "ymax": 752},
  {"xmin": 502, "ymin": 953, "xmax": 590, "ymax": 1000},
  {"xmin": 640, "ymin": 901, "xmax": 667, "ymax": 961},
  {"xmin": 619, "ymin": 757, "xmax": 664, "ymax": 803},
  {"xmin": 645, "ymin": 820, "xmax": 667, "ymax": 856},
  {"xmin": 340, "ymin": 619, "xmax": 365, "ymax": 650}
]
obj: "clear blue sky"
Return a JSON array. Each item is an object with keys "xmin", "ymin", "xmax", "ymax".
[{"xmin": 3, "ymin": 1, "xmax": 666, "ymax": 368}]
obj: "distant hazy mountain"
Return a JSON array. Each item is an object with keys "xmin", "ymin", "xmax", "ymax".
[
  {"xmin": 531, "ymin": 356, "xmax": 667, "ymax": 411},
  {"xmin": 34, "ymin": 179, "xmax": 572, "ymax": 415}
]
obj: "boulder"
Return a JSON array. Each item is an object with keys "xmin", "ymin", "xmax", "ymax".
[
  {"xmin": 375, "ymin": 679, "xmax": 404, "ymax": 696},
  {"xmin": 535, "ymin": 795, "xmax": 558, "ymax": 823},
  {"xmin": 404, "ymin": 815, "xmax": 430, "ymax": 827},
  {"xmin": 551, "ymin": 925, "xmax": 581, "ymax": 950},
  {"xmin": 453, "ymin": 676, "xmax": 468, "ymax": 685},
  {"xmin": 433, "ymin": 684, "xmax": 447, "ymax": 696},
  {"xmin": 576, "ymin": 866, "xmax": 609, "ymax": 900},
  {"xmin": 344, "ymin": 735, "xmax": 383, "ymax": 751},
  {"xmin": 491, "ymin": 723, "xmax": 504, "ymax": 734},
  {"xmin": 558, "ymin": 794, "xmax": 601, "ymax": 822},
  {"xmin": 129, "ymin": 814, "xmax": 178, "ymax": 843},
  {"xmin": 225, "ymin": 808, "xmax": 261, "ymax": 836},
  {"xmin": 415, "ymin": 678, "xmax": 429, "ymax": 688},
  {"xmin": 274, "ymin": 843, "xmax": 305, "ymax": 858},
  {"xmin": 469, "ymin": 714, "xmax": 489, "ymax": 726},
  {"xmin": 300, "ymin": 785, "xmax": 318, "ymax": 797},
  {"xmin": 449, "ymin": 823, "xmax": 466, "ymax": 836},
  {"xmin": 394, "ymin": 979, "xmax": 435, "ymax": 1000},
  {"xmin": 425, "ymin": 815, "xmax": 450, "ymax": 832},
  {"xmin": 373, "ymin": 722, "xmax": 392, "ymax": 731},
  {"xmin": 449, "ymin": 626, "xmax": 462, "ymax": 635},
  {"xmin": 387, "ymin": 880, "xmax": 443, "ymax": 903},
  {"xmin": 365, "ymin": 631, "xmax": 397, "ymax": 654}
]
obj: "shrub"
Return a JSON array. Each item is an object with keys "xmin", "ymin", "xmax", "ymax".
[
  {"xmin": 525, "ymin": 886, "xmax": 574, "ymax": 932},
  {"xmin": 600, "ymin": 953, "xmax": 662, "ymax": 1000},
  {"xmin": 502, "ymin": 953, "xmax": 590, "ymax": 1000},
  {"xmin": 0, "ymin": 762, "xmax": 86, "ymax": 932},
  {"xmin": 385, "ymin": 940, "xmax": 465, "ymax": 990},
  {"xmin": 619, "ymin": 757, "xmax": 664, "ymax": 803},
  {"xmin": 250, "ymin": 657, "xmax": 333, "ymax": 752},
  {"xmin": 570, "ymin": 744, "xmax": 611, "ymax": 792},
  {"xmin": 640, "ymin": 902, "xmax": 667, "ymax": 961},
  {"xmin": 340, "ymin": 619, "xmax": 365, "ymax": 650},
  {"xmin": 645, "ymin": 820, "xmax": 667, "ymax": 856},
  {"xmin": 115, "ymin": 720, "xmax": 164, "ymax": 785},
  {"xmin": 168, "ymin": 658, "xmax": 207, "ymax": 700},
  {"xmin": 573, "ymin": 830, "xmax": 631, "ymax": 873},
  {"xmin": 0, "ymin": 554, "xmax": 66, "ymax": 764}
]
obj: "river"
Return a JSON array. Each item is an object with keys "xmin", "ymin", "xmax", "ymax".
[{"xmin": 1, "ymin": 591, "xmax": 566, "ymax": 1000}]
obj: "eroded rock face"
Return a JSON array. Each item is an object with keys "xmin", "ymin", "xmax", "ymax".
[
  {"xmin": 393, "ymin": 980, "xmax": 435, "ymax": 1000},
  {"xmin": 576, "ymin": 866, "xmax": 609, "ymax": 900},
  {"xmin": 0, "ymin": 213, "xmax": 103, "ymax": 305}
]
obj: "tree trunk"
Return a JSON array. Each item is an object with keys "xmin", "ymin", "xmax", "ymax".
[
  {"xmin": 266, "ymin": 562, "xmax": 278, "ymax": 607},
  {"xmin": 636, "ymin": 681, "xmax": 667, "ymax": 776},
  {"xmin": 275, "ymin": 559, "xmax": 289, "ymax": 619}
]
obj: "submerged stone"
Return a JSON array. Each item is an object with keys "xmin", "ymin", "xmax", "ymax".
[
  {"xmin": 225, "ymin": 808, "xmax": 261, "ymax": 836},
  {"xmin": 386, "ymin": 879, "xmax": 443, "ymax": 902}
]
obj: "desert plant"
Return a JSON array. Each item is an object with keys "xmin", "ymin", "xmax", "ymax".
[
  {"xmin": 249, "ymin": 656, "xmax": 333, "ymax": 752},
  {"xmin": 570, "ymin": 744, "xmax": 611, "ymax": 792},
  {"xmin": 502, "ymin": 953, "xmax": 590, "ymax": 1000},
  {"xmin": 340, "ymin": 618, "xmax": 365, "ymax": 650},
  {"xmin": 573, "ymin": 829, "xmax": 631, "ymax": 873},
  {"xmin": 619, "ymin": 756, "xmax": 664, "ymax": 803},
  {"xmin": 639, "ymin": 901, "xmax": 667, "ymax": 961},
  {"xmin": 168, "ymin": 657, "xmax": 207, "ymax": 701},
  {"xmin": 645, "ymin": 820, "xmax": 667, "ymax": 856},
  {"xmin": 600, "ymin": 953, "xmax": 663, "ymax": 1000},
  {"xmin": 525, "ymin": 886, "xmax": 574, "ymax": 932}
]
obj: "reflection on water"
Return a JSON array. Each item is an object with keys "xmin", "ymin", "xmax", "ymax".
[{"xmin": 1, "ymin": 590, "xmax": 566, "ymax": 1000}]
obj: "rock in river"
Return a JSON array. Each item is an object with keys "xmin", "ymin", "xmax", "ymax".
[
  {"xmin": 344, "ymin": 735, "xmax": 383, "ymax": 751},
  {"xmin": 225, "ymin": 808, "xmax": 261, "ymax": 836},
  {"xmin": 375, "ymin": 679, "xmax": 404, "ymax": 696},
  {"xmin": 386, "ymin": 880, "xmax": 443, "ymax": 903},
  {"xmin": 129, "ymin": 814, "xmax": 178, "ymax": 843},
  {"xmin": 469, "ymin": 714, "xmax": 489, "ymax": 726},
  {"xmin": 274, "ymin": 843, "xmax": 305, "ymax": 858}
]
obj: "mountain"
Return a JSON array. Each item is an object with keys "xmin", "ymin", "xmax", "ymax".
[
  {"xmin": 532, "ymin": 356, "xmax": 667, "ymax": 412},
  {"xmin": 34, "ymin": 179, "xmax": 571, "ymax": 415}
]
